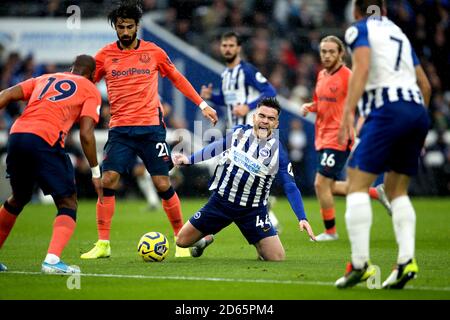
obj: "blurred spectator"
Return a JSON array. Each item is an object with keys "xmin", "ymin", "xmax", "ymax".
[{"xmin": 0, "ymin": 0, "xmax": 449, "ymax": 196}]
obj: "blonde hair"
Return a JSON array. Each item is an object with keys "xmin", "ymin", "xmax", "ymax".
[{"xmin": 320, "ymin": 35, "xmax": 345, "ymax": 54}]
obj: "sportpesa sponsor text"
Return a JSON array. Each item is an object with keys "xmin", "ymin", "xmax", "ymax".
[{"xmin": 111, "ymin": 68, "xmax": 151, "ymax": 77}]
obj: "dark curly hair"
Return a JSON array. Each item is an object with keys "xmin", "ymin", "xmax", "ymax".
[{"xmin": 108, "ymin": 0, "xmax": 143, "ymax": 27}]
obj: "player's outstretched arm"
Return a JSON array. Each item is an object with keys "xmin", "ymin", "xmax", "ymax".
[
  {"xmin": 79, "ymin": 116, "xmax": 103, "ymax": 203},
  {"xmin": 415, "ymin": 65, "xmax": 431, "ymax": 107},
  {"xmin": 0, "ymin": 85, "xmax": 25, "ymax": 110},
  {"xmin": 166, "ymin": 69, "xmax": 218, "ymax": 125},
  {"xmin": 277, "ymin": 146, "xmax": 316, "ymax": 241},
  {"xmin": 172, "ymin": 153, "xmax": 190, "ymax": 167}
]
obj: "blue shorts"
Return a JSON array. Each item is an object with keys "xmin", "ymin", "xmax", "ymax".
[
  {"xmin": 189, "ymin": 193, "xmax": 277, "ymax": 245},
  {"xmin": 6, "ymin": 133, "xmax": 76, "ymax": 201},
  {"xmin": 102, "ymin": 126, "xmax": 173, "ymax": 176},
  {"xmin": 316, "ymin": 148, "xmax": 350, "ymax": 180},
  {"xmin": 349, "ymin": 101, "xmax": 430, "ymax": 176}
]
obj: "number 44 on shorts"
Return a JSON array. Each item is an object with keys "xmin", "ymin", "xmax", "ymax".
[{"xmin": 256, "ymin": 215, "xmax": 272, "ymax": 230}]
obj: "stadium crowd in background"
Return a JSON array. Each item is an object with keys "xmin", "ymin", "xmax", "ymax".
[{"xmin": 0, "ymin": 0, "xmax": 449, "ymax": 195}]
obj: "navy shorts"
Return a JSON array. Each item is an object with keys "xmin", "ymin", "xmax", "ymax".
[
  {"xmin": 6, "ymin": 133, "xmax": 76, "ymax": 201},
  {"xmin": 189, "ymin": 193, "xmax": 277, "ymax": 245},
  {"xmin": 316, "ymin": 148, "xmax": 350, "ymax": 180},
  {"xmin": 102, "ymin": 126, "xmax": 173, "ymax": 176},
  {"xmin": 349, "ymin": 101, "xmax": 430, "ymax": 176}
]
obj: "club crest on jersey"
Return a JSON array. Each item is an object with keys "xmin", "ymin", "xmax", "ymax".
[
  {"xmin": 112, "ymin": 58, "xmax": 120, "ymax": 64},
  {"xmin": 139, "ymin": 54, "xmax": 151, "ymax": 64},
  {"xmin": 259, "ymin": 148, "xmax": 271, "ymax": 159},
  {"xmin": 329, "ymin": 85, "xmax": 338, "ymax": 93}
]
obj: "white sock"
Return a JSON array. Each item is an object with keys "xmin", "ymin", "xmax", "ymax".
[
  {"xmin": 345, "ymin": 192, "xmax": 372, "ymax": 269},
  {"xmin": 44, "ymin": 253, "xmax": 60, "ymax": 265},
  {"xmin": 391, "ymin": 196, "xmax": 416, "ymax": 265},
  {"xmin": 137, "ymin": 172, "xmax": 160, "ymax": 208}
]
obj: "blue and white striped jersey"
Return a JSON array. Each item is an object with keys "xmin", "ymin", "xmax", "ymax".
[
  {"xmin": 189, "ymin": 125, "xmax": 307, "ymax": 221},
  {"xmin": 210, "ymin": 61, "xmax": 277, "ymax": 126},
  {"xmin": 345, "ymin": 16, "xmax": 424, "ymax": 117}
]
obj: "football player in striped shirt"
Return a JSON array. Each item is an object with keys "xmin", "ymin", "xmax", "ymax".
[{"xmin": 173, "ymin": 98, "xmax": 315, "ymax": 261}]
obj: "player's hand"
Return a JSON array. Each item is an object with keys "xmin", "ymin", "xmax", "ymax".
[
  {"xmin": 299, "ymin": 219, "xmax": 316, "ymax": 241},
  {"xmin": 200, "ymin": 83, "xmax": 213, "ymax": 100},
  {"xmin": 92, "ymin": 177, "xmax": 103, "ymax": 204},
  {"xmin": 202, "ymin": 106, "xmax": 218, "ymax": 126},
  {"xmin": 232, "ymin": 103, "xmax": 250, "ymax": 117},
  {"xmin": 338, "ymin": 110, "xmax": 354, "ymax": 146},
  {"xmin": 300, "ymin": 102, "xmax": 314, "ymax": 117},
  {"xmin": 172, "ymin": 153, "xmax": 190, "ymax": 166}
]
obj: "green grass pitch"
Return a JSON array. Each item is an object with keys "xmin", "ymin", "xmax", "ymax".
[{"xmin": 0, "ymin": 197, "xmax": 449, "ymax": 300}]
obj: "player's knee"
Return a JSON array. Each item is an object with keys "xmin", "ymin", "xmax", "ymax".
[
  {"xmin": 54, "ymin": 194, "xmax": 78, "ymax": 211},
  {"xmin": 262, "ymin": 250, "xmax": 285, "ymax": 262},
  {"xmin": 102, "ymin": 172, "xmax": 120, "ymax": 189},
  {"xmin": 154, "ymin": 177, "xmax": 171, "ymax": 194},
  {"xmin": 175, "ymin": 235, "xmax": 190, "ymax": 248},
  {"xmin": 4, "ymin": 197, "xmax": 26, "ymax": 216}
]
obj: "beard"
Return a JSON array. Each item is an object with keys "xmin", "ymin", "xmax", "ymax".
[
  {"xmin": 223, "ymin": 53, "xmax": 238, "ymax": 64},
  {"xmin": 119, "ymin": 32, "xmax": 137, "ymax": 47}
]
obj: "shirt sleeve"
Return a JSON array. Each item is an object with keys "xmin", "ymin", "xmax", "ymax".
[
  {"xmin": 189, "ymin": 126, "xmax": 241, "ymax": 164},
  {"xmin": 156, "ymin": 47, "xmax": 177, "ymax": 78},
  {"xmin": 276, "ymin": 143, "xmax": 307, "ymax": 221},
  {"xmin": 243, "ymin": 64, "xmax": 277, "ymax": 110},
  {"xmin": 94, "ymin": 49, "xmax": 106, "ymax": 83},
  {"xmin": 80, "ymin": 85, "xmax": 101, "ymax": 124},
  {"xmin": 210, "ymin": 87, "xmax": 225, "ymax": 106},
  {"xmin": 345, "ymin": 20, "xmax": 370, "ymax": 51},
  {"xmin": 18, "ymin": 77, "xmax": 36, "ymax": 100}
]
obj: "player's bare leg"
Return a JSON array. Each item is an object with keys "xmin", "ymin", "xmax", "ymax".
[
  {"xmin": 153, "ymin": 175, "xmax": 191, "ymax": 257},
  {"xmin": 255, "ymin": 236, "xmax": 285, "ymax": 261},
  {"xmin": 382, "ymin": 171, "xmax": 418, "ymax": 289},
  {"xmin": 314, "ymin": 173, "xmax": 339, "ymax": 241},
  {"xmin": 81, "ymin": 170, "xmax": 120, "ymax": 259},
  {"xmin": 176, "ymin": 221, "xmax": 214, "ymax": 258}
]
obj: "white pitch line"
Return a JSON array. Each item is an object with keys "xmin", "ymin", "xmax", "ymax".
[{"xmin": 3, "ymin": 271, "xmax": 450, "ymax": 293}]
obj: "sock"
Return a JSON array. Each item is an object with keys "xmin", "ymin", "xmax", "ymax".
[
  {"xmin": 369, "ymin": 187, "xmax": 378, "ymax": 200},
  {"xmin": 345, "ymin": 192, "xmax": 372, "ymax": 269},
  {"xmin": 161, "ymin": 192, "xmax": 184, "ymax": 236},
  {"xmin": 320, "ymin": 207, "xmax": 336, "ymax": 234},
  {"xmin": 193, "ymin": 238, "xmax": 206, "ymax": 249},
  {"xmin": 97, "ymin": 195, "xmax": 115, "ymax": 240},
  {"xmin": 0, "ymin": 206, "xmax": 18, "ymax": 249},
  {"xmin": 391, "ymin": 196, "xmax": 416, "ymax": 265},
  {"xmin": 47, "ymin": 214, "xmax": 76, "ymax": 258},
  {"xmin": 137, "ymin": 172, "xmax": 160, "ymax": 208},
  {"xmin": 44, "ymin": 253, "xmax": 60, "ymax": 265}
]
